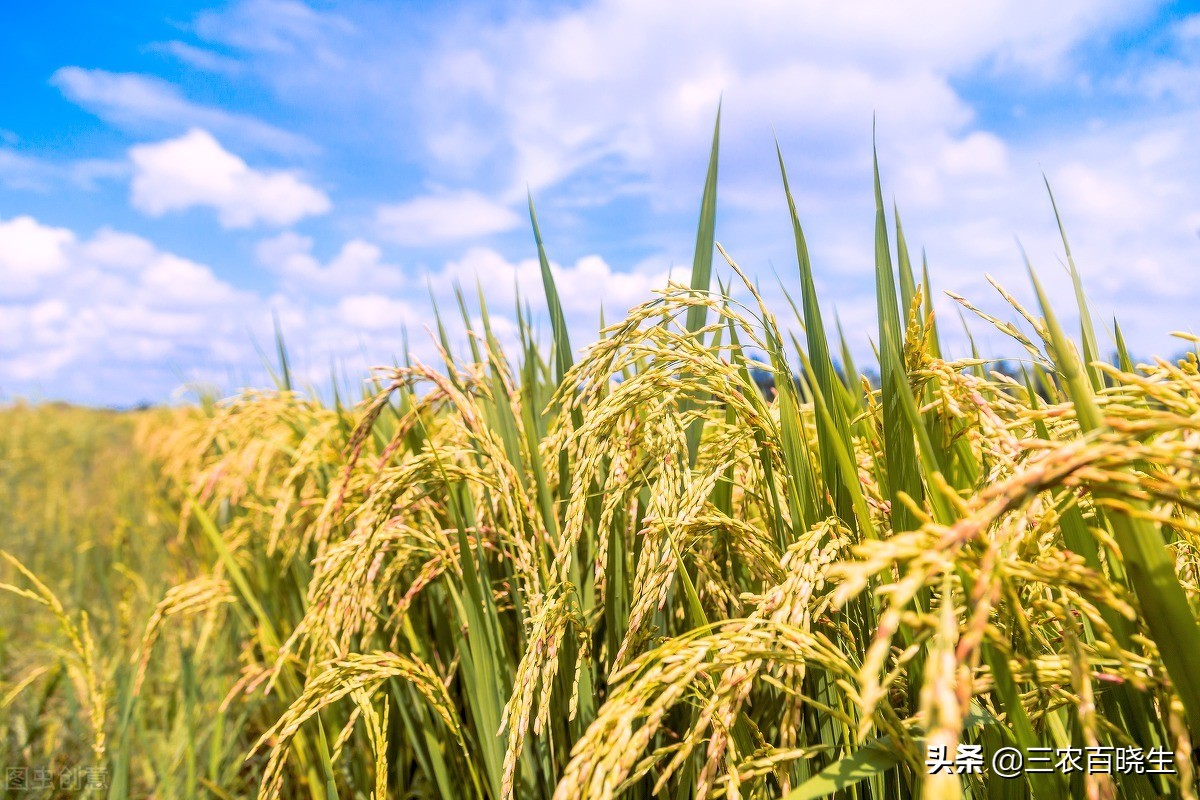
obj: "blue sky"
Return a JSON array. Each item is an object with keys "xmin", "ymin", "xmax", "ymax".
[{"xmin": 2, "ymin": 0, "xmax": 1199, "ymax": 404}]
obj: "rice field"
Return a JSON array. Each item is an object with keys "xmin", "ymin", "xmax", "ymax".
[{"xmin": 5, "ymin": 137, "xmax": 1200, "ymax": 799}]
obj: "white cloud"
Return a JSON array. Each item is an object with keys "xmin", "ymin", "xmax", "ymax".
[
  {"xmin": 0, "ymin": 215, "xmax": 265, "ymax": 402},
  {"xmin": 273, "ymin": 243, "xmax": 672, "ymax": 377},
  {"xmin": 129, "ymin": 129, "xmax": 330, "ymax": 228},
  {"xmin": 433, "ymin": 246, "xmax": 670, "ymax": 335},
  {"xmin": 0, "ymin": 209, "xmax": 668, "ymax": 402},
  {"xmin": 194, "ymin": 0, "xmax": 355, "ymax": 57},
  {"xmin": 336, "ymin": 293, "xmax": 416, "ymax": 330},
  {"xmin": 52, "ymin": 67, "xmax": 312, "ymax": 154},
  {"xmin": 256, "ymin": 231, "xmax": 406, "ymax": 292},
  {"xmin": 80, "ymin": 228, "xmax": 160, "ymax": 270},
  {"xmin": 375, "ymin": 190, "xmax": 521, "ymax": 246},
  {"xmin": 0, "ymin": 216, "xmax": 74, "ymax": 296},
  {"xmin": 413, "ymin": 0, "xmax": 1151, "ymax": 202},
  {"xmin": 940, "ymin": 132, "xmax": 1010, "ymax": 179},
  {"xmin": 260, "ymin": 241, "xmax": 674, "ymax": 379}
]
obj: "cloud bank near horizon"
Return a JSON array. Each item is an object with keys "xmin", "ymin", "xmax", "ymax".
[{"xmin": 1, "ymin": 0, "xmax": 1198, "ymax": 404}]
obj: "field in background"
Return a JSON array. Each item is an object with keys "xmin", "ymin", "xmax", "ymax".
[{"xmin": 4, "ymin": 133, "xmax": 1200, "ymax": 800}]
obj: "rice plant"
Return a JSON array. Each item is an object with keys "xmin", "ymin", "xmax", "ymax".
[{"xmin": 4, "ymin": 121, "xmax": 1200, "ymax": 799}]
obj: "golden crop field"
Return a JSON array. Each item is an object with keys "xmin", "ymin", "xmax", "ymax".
[{"xmin": 4, "ymin": 148, "xmax": 1200, "ymax": 800}]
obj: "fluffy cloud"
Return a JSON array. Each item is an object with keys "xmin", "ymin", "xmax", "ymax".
[
  {"xmin": 0, "ymin": 208, "xmax": 666, "ymax": 402},
  {"xmin": 256, "ymin": 231, "xmax": 406, "ymax": 292},
  {"xmin": 0, "ymin": 215, "xmax": 262, "ymax": 402},
  {"xmin": 375, "ymin": 191, "xmax": 522, "ymax": 246},
  {"xmin": 0, "ymin": 216, "xmax": 74, "ymax": 296},
  {"xmin": 129, "ymin": 129, "xmax": 330, "ymax": 228},
  {"xmin": 279, "ymin": 243, "xmax": 669, "ymax": 365},
  {"xmin": 335, "ymin": 293, "xmax": 417, "ymax": 330},
  {"xmin": 270, "ymin": 243, "xmax": 671, "ymax": 382},
  {"xmin": 413, "ymin": 0, "xmax": 1152, "ymax": 202},
  {"xmin": 435, "ymin": 246, "xmax": 668, "ymax": 321}
]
